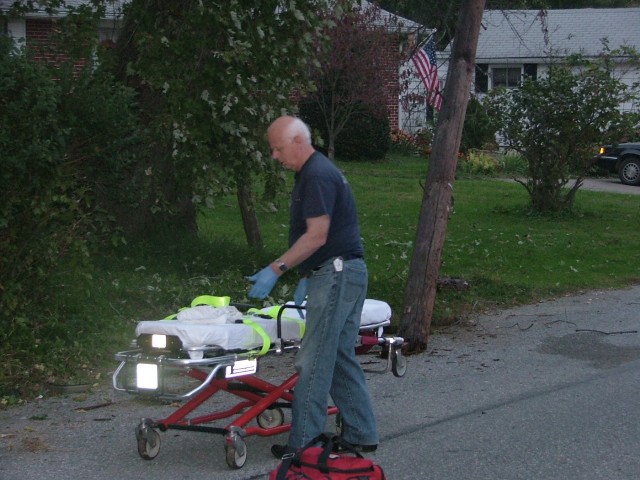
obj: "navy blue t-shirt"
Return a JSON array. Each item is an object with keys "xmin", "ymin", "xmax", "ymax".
[{"xmin": 289, "ymin": 151, "xmax": 364, "ymax": 275}]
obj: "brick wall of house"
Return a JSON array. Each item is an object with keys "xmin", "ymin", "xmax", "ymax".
[
  {"xmin": 26, "ymin": 18, "xmax": 86, "ymax": 73},
  {"xmin": 380, "ymin": 36, "xmax": 402, "ymax": 131},
  {"xmin": 26, "ymin": 19, "xmax": 57, "ymax": 63},
  {"xmin": 23, "ymin": 17, "xmax": 404, "ymax": 129}
]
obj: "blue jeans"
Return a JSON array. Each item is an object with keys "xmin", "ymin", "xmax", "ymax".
[{"xmin": 287, "ymin": 257, "xmax": 378, "ymax": 447}]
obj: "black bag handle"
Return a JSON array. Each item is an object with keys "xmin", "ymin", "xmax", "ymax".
[
  {"xmin": 275, "ymin": 433, "xmax": 364, "ymax": 479},
  {"xmin": 275, "ymin": 434, "xmax": 328, "ymax": 480}
]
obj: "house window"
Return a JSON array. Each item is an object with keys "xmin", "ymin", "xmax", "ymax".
[
  {"xmin": 491, "ymin": 66, "xmax": 522, "ymax": 89},
  {"xmin": 523, "ymin": 63, "xmax": 537, "ymax": 81},
  {"xmin": 475, "ymin": 64, "xmax": 537, "ymax": 93}
]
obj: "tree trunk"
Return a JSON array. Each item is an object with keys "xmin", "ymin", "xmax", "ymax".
[
  {"xmin": 327, "ymin": 133, "xmax": 336, "ymax": 161},
  {"xmin": 398, "ymin": 0, "xmax": 486, "ymax": 354},
  {"xmin": 236, "ymin": 180, "xmax": 263, "ymax": 250}
]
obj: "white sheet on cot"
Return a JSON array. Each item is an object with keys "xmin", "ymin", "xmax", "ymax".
[
  {"xmin": 275, "ymin": 298, "xmax": 391, "ymax": 327},
  {"xmin": 135, "ymin": 298, "xmax": 391, "ymax": 352}
]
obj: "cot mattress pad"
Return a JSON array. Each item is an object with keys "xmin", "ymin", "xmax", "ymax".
[{"xmin": 135, "ymin": 299, "xmax": 391, "ymax": 353}]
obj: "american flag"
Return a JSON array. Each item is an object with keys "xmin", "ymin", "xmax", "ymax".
[{"xmin": 411, "ymin": 36, "xmax": 442, "ymax": 112}]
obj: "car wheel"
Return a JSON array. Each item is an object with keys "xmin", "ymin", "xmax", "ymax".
[{"xmin": 619, "ymin": 157, "xmax": 640, "ymax": 186}]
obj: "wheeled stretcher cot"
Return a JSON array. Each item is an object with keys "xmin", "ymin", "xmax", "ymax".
[{"xmin": 112, "ymin": 296, "xmax": 406, "ymax": 469}]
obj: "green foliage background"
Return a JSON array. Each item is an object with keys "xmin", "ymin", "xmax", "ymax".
[
  {"xmin": 0, "ymin": 0, "xmax": 325, "ymax": 397},
  {"xmin": 2, "ymin": 1, "xmax": 640, "ymax": 400},
  {"xmin": 104, "ymin": 0, "xmax": 324, "ymax": 236},
  {"xmin": 0, "ymin": 34, "xmax": 144, "ymax": 392}
]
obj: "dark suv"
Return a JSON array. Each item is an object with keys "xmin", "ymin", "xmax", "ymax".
[{"xmin": 594, "ymin": 142, "xmax": 640, "ymax": 186}]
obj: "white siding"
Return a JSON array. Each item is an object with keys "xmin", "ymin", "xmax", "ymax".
[{"xmin": 7, "ymin": 18, "xmax": 26, "ymax": 49}]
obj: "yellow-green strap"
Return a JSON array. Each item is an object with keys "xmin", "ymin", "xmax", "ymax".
[
  {"xmin": 241, "ymin": 318, "xmax": 271, "ymax": 356},
  {"xmin": 163, "ymin": 295, "xmax": 231, "ymax": 320},
  {"xmin": 289, "ymin": 316, "xmax": 305, "ymax": 338},
  {"xmin": 191, "ymin": 295, "xmax": 230, "ymax": 307},
  {"xmin": 258, "ymin": 306, "xmax": 281, "ymax": 318}
]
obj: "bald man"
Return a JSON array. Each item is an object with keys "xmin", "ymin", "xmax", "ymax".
[{"xmin": 247, "ymin": 116, "xmax": 378, "ymax": 458}]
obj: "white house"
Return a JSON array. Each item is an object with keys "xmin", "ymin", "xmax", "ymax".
[
  {"xmin": 398, "ymin": 8, "xmax": 640, "ymax": 134},
  {"xmin": 472, "ymin": 8, "xmax": 640, "ymax": 111}
]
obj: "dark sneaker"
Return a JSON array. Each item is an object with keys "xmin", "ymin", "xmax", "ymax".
[{"xmin": 271, "ymin": 444, "xmax": 296, "ymax": 459}]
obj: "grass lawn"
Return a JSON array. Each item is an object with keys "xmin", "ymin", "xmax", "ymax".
[
  {"xmin": 198, "ymin": 154, "xmax": 640, "ymax": 327},
  {"xmin": 4, "ymin": 153, "xmax": 639, "ymax": 398}
]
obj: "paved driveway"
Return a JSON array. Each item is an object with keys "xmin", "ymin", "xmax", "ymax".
[
  {"xmin": 2, "ymin": 286, "xmax": 640, "ymax": 480},
  {"xmin": 499, "ymin": 176, "xmax": 640, "ymax": 195},
  {"xmin": 579, "ymin": 177, "xmax": 640, "ymax": 194}
]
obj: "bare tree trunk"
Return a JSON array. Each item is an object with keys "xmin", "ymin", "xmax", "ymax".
[
  {"xmin": 327, "ymin": 133, "xmax": 336, "ymax": 161},
  {"xmin": 236, "ymin": 181, "xmax": 263, "ymax": 250},
  {"xmin": 398, "ymin": 0, "xmax": 486, "ymax": 354}
]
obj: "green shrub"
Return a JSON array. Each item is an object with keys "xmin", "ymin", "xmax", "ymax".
[
  {"xmin": 0, "ymin": 39, "xmax": 142, "ymax": 397},
  {"xmin": 299, "ymin": 99, "xmax": 390, "ymax": 161},
  {"xmin": 485, "ymin": 52, "xmax": 640, "ymax": 212},
  {"xmin": 499, "ymin": 151, "xmax": 528, "ymax": 176},
  {"xmin": 457, "ymin": 150, "xmax": 500, "ymax": 175},
  {"xmin": 461, "ymin": 96, "xmax": 499, "ymax": 153},
  {"xmin": 0, "ymin": 45, "xmax": 77, "ymax": 395},
  {"xmin": 390, "ymin": 129, "xmax": 418, "ymax": 155},
  {"xmin": 414, "ymin": 127, "xmax": 434, "ymax": 156},
  {"xmin": 335, "ymin": 107, "xmax": 390, "ymax": 161}
]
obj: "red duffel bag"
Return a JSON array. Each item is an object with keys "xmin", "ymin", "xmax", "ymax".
[{"xmin": 269, "ymin": 433, "xmax": 386, "ymax": 480}]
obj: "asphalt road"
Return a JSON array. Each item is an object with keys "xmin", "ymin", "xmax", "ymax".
[{"xmin": 2, "ymin": 285, "xmax": 640, "ymax": 480}]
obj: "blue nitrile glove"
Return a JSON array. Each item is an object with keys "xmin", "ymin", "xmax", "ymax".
[
  {"xmin": 246, "ymin": 265, "xmax": 279, "ymax": 299},
  {"xmin": 293, "ymin": 278, "xmax": 308, "ymax": 306}
]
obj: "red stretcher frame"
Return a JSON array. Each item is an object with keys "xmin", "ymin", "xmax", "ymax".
[{"xmin": 112, "ymin": 304, "xmax": 405, "ymax": 469}]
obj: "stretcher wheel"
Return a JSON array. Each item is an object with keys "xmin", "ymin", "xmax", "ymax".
[
  {"xmin": 135, "ymin": 423, "xmax": 161, "ymax": 460},
  {"xmin": 391, "ymin": 349, "xmax": 407, "ymax": 377},
  {"xmin": 224, "ymin": 436, "xmax": 247, "ymax": 469},
  {"xmin": 257, "ymin": 407, "xmax": 285, "ymax": 429}
]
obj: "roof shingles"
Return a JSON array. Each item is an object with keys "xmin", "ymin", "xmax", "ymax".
[{"xmin": 476, "ymin": 8, "xmax": 640, "ymax": 62}]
